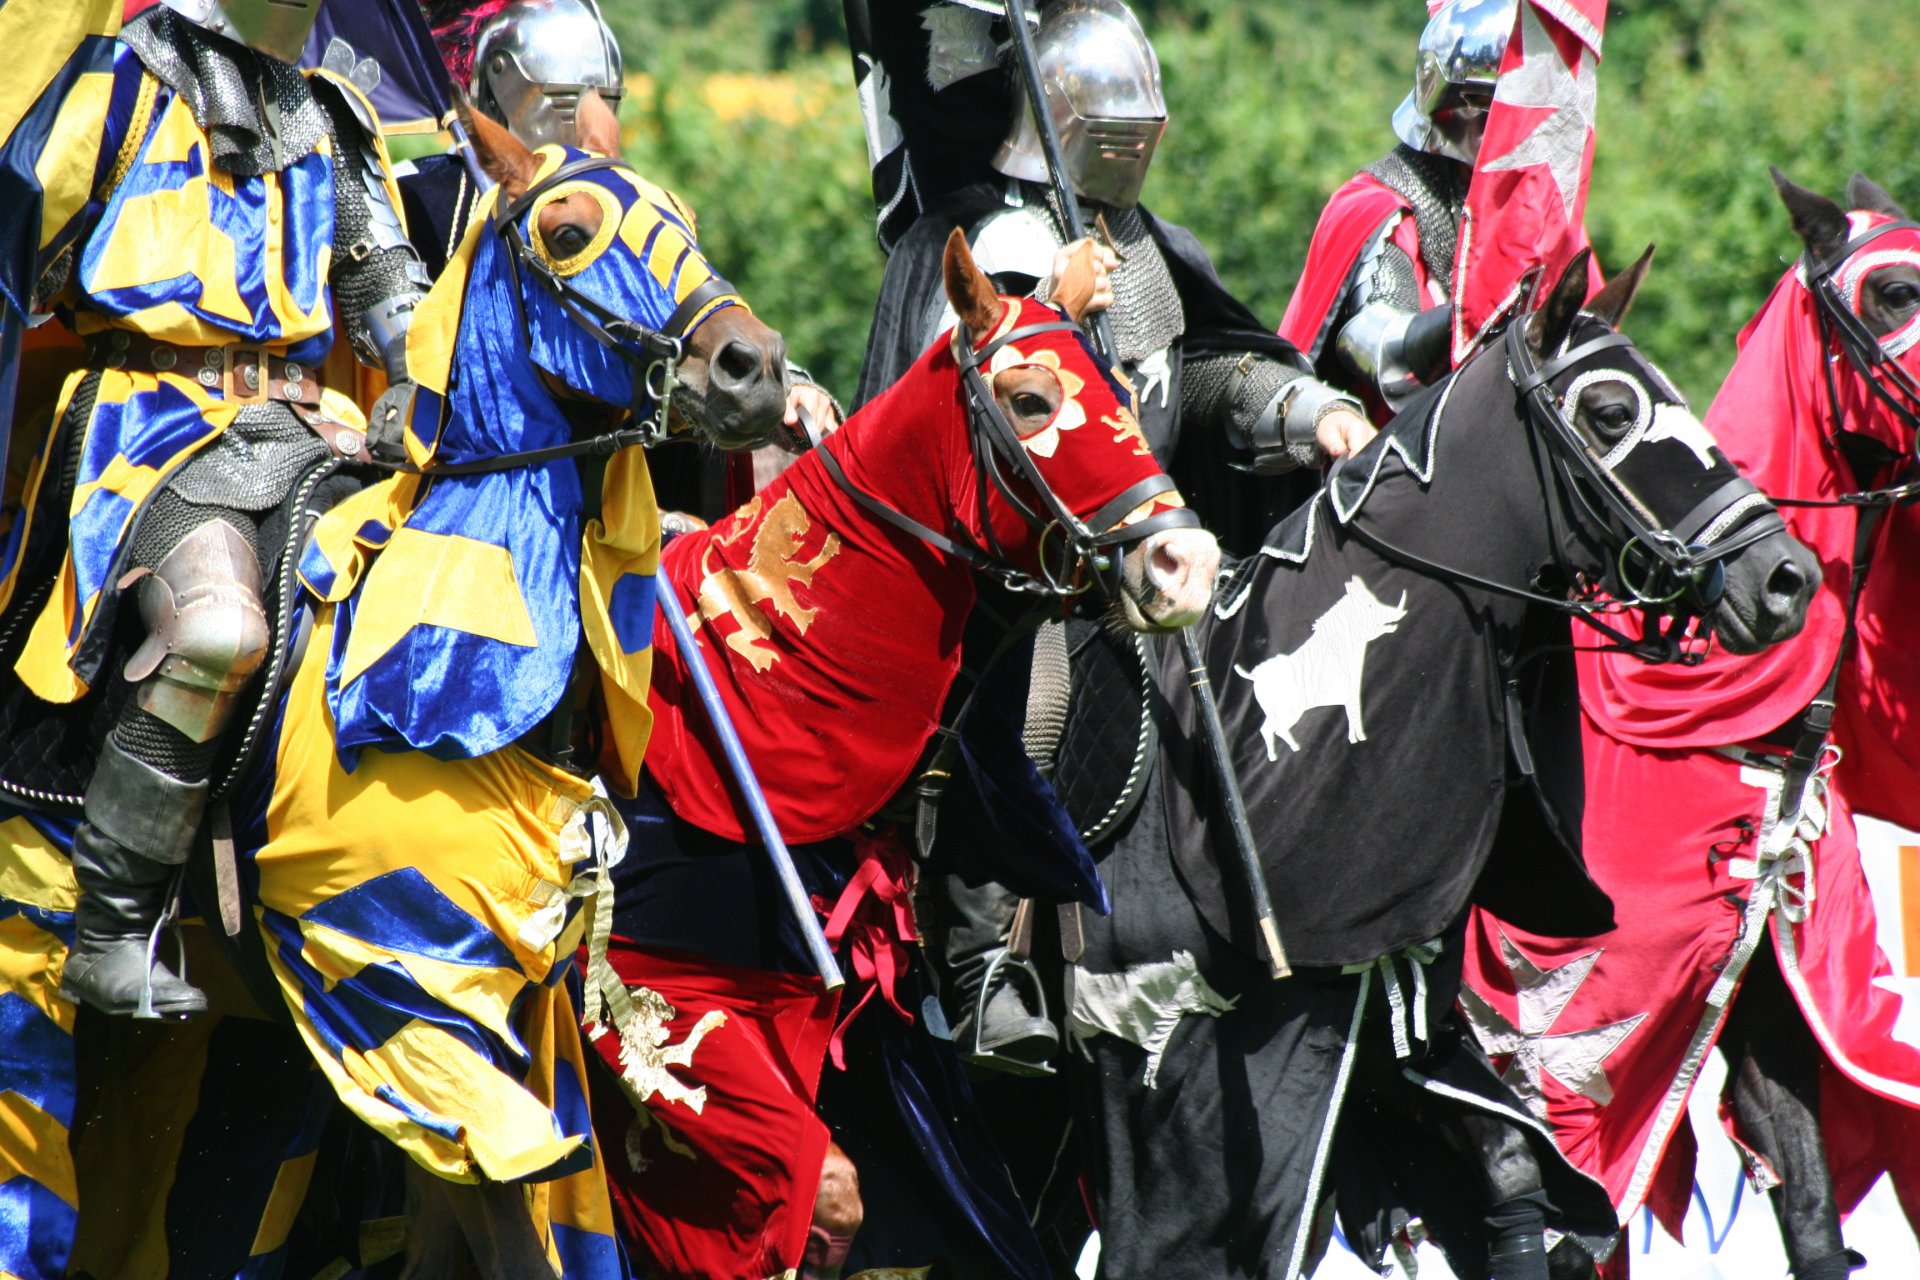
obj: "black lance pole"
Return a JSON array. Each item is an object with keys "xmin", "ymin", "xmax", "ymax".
[
  {"xmin": 1002, "ymin": 0, "xmax": 1117, "ymax": 363},
  {"xmin": 1001, "ymin": 0, "xmax": 1289, "ymax": 978},
  {"xmin": 1179, "ymin": 627, "xmax": 1289, "ymax": 977}
]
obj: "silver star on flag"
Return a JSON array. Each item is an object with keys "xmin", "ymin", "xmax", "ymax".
[
  {"xmin": 1479, "ymin": 2, "xmax": 1599, "ymax": 219},
  {"xmin": 1460, "ymin": 926, "xmax": 1644, "ymax": 1119}
]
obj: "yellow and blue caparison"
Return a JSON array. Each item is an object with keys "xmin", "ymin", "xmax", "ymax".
[{"xmin": 244, "ymin": 146, "xmax": 741, "ymax": 1276}]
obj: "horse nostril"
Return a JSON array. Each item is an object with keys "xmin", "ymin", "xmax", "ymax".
[
  {"xmin": 712, "ymin": 338, "xmax": 763, "ymax": 391},
  {"xmin": 1147, "ymin": 539, "xmax": 1185, "ymax": 593},
  {"xmin": 1765, "ymin": 555, "xmax": 1809, "ymax": 604}
]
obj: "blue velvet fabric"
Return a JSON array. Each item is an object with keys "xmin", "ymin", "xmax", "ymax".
[
  {"xmin": 951, "ymin": 632, "xmax": 1111, "ymax": 912},
  {"xmin": 322, "ymin": 158, "xmax": 692, "ymax": 763}
]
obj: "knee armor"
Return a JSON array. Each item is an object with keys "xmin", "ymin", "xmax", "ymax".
[{"xmin": 122, "ymin": 519, "xmax": 269, "ymax": 743}]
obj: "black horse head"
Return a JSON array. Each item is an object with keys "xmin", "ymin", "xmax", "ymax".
[{"xmin": 1511, "ymin": 247, "xmax": 1819, "ymax": 654}]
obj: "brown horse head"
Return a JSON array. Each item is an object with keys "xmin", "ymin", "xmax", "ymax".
[
  {"xmin": 939, "ymin": 229, "xmax": 1219, "ymax": 629},
  {"xmin": 460, "ymin": 95, "xmax": 789, "ymax": 450}
]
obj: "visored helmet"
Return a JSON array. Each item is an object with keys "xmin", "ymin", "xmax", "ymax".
[
  {"xmin": 1392, "ymin": 0, "xmax": 1517, "ymax": 165},
  {"xmin": 993, "ymin": 0, "xmax": 1167, "ymax": 211},
  {"xmin": 472, "ymin": 0, "xmax": 625, "ymax": 149},
  {"xmin": 158, "ymin": 0, "xmax": 323, "ymax": 65}
]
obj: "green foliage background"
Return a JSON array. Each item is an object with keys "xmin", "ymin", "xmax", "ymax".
[{"xmin": 598, "ymin": 0, "xmax": 1919, "ymax": 409}]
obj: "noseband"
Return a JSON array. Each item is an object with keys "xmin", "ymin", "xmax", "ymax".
[
  {"xmin": 816, "ymin": 312, "xmax": 1201, "ymax": 601},
  {"xmin": 1337, "ymin": 321, "xmax": 1785, "ymax": 664}
]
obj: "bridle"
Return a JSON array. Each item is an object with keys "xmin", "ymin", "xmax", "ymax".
[
  {"xmin": 815, "ymin": 311, "xmax": 1202, "ymax": 602},
  {"xmin": 383, "ymin": 156, "xmax": 743, "ymax": 479},
  {"xmin": 1338, "ymin": 319, "xmax": 1787, "ymax": 664},
  {"xmin": 1803, "ymin": 217, "xmax": 1920, "ymax": 447}
]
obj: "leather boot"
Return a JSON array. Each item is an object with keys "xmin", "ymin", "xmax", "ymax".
[
  {"xmin": 958, "ymin": 949, "xmax": 1059, "ymax": 1076},
  {"xmin": 938, "ymin": 877, "xmax": 1058, "ymax": 1074},
  {"xmin": 58, "ymin": 740, "xmax": 208, "ymax": 1018},
  {"xmin": 1485, "ymin": 1192, "xmax": 1550, "ymax": 1280}
]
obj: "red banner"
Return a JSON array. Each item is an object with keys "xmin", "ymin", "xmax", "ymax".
[{"xmin": 1451, "ymin": 1, "xmax": 1606, "ymax": 360}]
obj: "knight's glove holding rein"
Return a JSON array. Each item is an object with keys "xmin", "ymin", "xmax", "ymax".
[
  {"xmin": 367, "ymin": 379, "xmax": 416, "ymax": 463},
  {"xmin": 362, "ymin": 292, "xmax": 423, "ymax": 463}
]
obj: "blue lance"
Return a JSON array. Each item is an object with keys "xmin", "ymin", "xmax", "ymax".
[
  {"xmin": 1001, "ymin": 0, "xmax": 1289, "ymax": 977},
  {"xmin": 656, "ymin": 574, "xmax": 846, "ymax": 991}
]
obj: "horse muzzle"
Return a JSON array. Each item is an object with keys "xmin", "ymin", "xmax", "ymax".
[
  {"xmin": 1711, "ymin": 527, "xmax": 1819, "ymax": 654},
  {"xmin": 1117, "ymin": 527, "xmax": 1220, "ymax": 632}
]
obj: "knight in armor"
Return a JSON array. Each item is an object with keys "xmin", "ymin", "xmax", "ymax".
[
  {"xmin": 0, "ymin": 0, "xmax": 429, "ymax": 1017},
  {"xmin": 413, "ymin": 0, "xmax": 841, "ymax": 491},
  {"xmin": 1279, "ymin": 0, "xmax": 1519, "ymax": 422},
  {"xmin": 854, "ymin": 0, "xmax": 1372, "ymax": 1075}
]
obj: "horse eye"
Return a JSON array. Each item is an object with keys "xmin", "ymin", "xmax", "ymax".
[
  {"xmin": 1588, "ymin": 402, "xmax": 1635, "ymax": 434},
  {"xmin": 1011, "ymin": 392, "xmax": 1053, "ymax": 418},
  {"xmin": 1880, "ymin": 280, "xmax": 1920, "ymax": 309},
  {"xmin": 549, "ymin": 224, "xmax": 592, "ymax": 257}
]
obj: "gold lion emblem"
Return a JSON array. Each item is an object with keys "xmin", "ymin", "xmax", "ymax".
[
  {"xmin": 690, "ymin": 491, "xmax": 842, "ymax": 672},
  {"xmin": 607, "ymin": 985, "xmax": 727, "ymax": 1113}
]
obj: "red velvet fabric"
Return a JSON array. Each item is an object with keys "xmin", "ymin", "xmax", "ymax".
[
  {"xmin": 645, "ymin": 296, "xmax": 1180, "ymax": 843},
  {"xmin": 1463, "ymin": 215, "xmax": 1920, "ymax": 1233},
  {"xmin": 585, "ymin": 941, "xmax": 840, "ymax": 1280}
]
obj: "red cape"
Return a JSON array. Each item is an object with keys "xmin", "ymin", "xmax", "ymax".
[
  {"xmin": 1278, "ymin": 173, "xmax": 1415, "ymax": 364},
  {"xmin": 1577, "ymin": 215, "xmax": 1920, "ymax": 778}
]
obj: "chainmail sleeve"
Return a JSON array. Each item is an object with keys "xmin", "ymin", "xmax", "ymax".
[
  {"xmin": 1182, "ymin": 352, "xmax": 1324, "ymax": 473},
  {"xmin": 313, "ymin": 82, "xmax": 430, "ymax": 379}
]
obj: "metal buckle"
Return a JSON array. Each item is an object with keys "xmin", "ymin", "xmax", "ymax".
[{"xmin": 222, "ymin": 345, "xmax": 269, "ymax": 405}]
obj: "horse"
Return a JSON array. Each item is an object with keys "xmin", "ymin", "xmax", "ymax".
[
  {"xmin": 0, "ymin": 89, "xmax": 794, "ymax": 1279},
  {"xmin": 1052, "ymin": 247, "xmax": 1818, "ymax": 1280},
  {"xmin": 571, "ymin": 227, "xmax": 1222, "ymax": 1280},
  {"xmin": 1460, "ymin": 173, "xmax": 1920, "ymax": 1280}
]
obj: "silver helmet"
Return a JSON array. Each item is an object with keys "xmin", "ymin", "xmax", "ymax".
[
  {"xmin": 1392, "ymin": 0, "xmax": 1517, "ymax": 165},
  {"xmin": 993, "ymin": 0, "xmax": 1167, "ymax": 211},
  {"xmin": 158, "ymin": 0, "xmax": 323, "ymax": 65},
  {"xmin": 471, "ymin": 0, "xmax": 625, "ymax": 150}
]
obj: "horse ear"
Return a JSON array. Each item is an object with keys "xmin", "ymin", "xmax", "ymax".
[
  {"xmin": 1845, "ymin": 172, "xmax": 1911, "ymax": 222},
  {"xmin": 1527, "ymin": 248, "xmax": 1592, "ymax": 355},
  {"xmin": 575, "ymin": 87, "xmax": 622, "ymax": 159},
  {"xmin": 1771, "ymin": 166, "xmax": 1850, "ymax": 263},
  {"xmin": 459, "ymin": 97, "xmax": 539, "ymax": 199},
  {"xmin": 942, "ymin": 227, "xmax": 1003, "ymax": 338},
  {"xmin": 1585, "ymin": 244, "xmax": 1655, "ymax": 330}
]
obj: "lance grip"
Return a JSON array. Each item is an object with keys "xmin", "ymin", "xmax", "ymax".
[{"xmin": 656, "ymin": 573, "xmax": 845, "ymax": 990}]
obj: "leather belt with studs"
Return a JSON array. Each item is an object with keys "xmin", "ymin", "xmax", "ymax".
[{"xmin": 88, "ymin": 330, "xmax": 321, "ymax": 407}]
